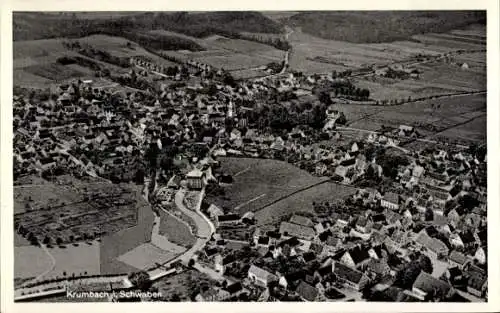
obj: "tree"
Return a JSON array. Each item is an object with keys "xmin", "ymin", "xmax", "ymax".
[
  {"xmin": 394, "ymin": 253, "xmax": 433, "ymax": 289},
  {"xmin": 318, "ymin": 90, "xmax": 332, "ymax": 105},
  {"xmin": 170, "ymin": 293, "xmax": 181, "ymax": 301},
  {"xmin": 459, "ymin": 194, "xmax": 479, "ymax": 210},
  {"xmin": 188, "ymin": 259, "xmax": 195, "ymax": 268},
  {"xmin": 425, "ymin": 208, "xmax": 434, "ymax": 221},
  {"xmin": 336, "ymin": 112, "xmax": 347, "ymax": 125},
  {"xmin": 222, "ymin": 72, "xmax": 236, "ymax": 87},
  {"xmin": 43, "ymin": 236, "xmax": 52, "ymax": 245},
  {"xmin": 56, "ymin": 237, "xmax": 63, "ymax": 246},
  {"xmin": 128, "ymin": 271, "xmax": 152, "ymax": 291}
]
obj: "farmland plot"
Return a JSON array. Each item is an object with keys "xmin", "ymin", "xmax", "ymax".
[
  {"xmin": 205, "ymin": 157, "xmax": 326, "ymax": 215},
  {"xmin": 176, "ymin": 36, "xmax": 286, "ymax": 70},
  {"xmin": 158, "ymin": 209, "xmax": 196, "ymax": 247},
  {"xmin": 117, "ymin": 243, "xmax": 181, "ymax": 271},
  {"xmin": 15, "ymin": 243, "xmax": 100, "ymax": 280},
  {"xmin": 254, "ymin": 182, "xmax": 357, "ymax": 225},
  {"xmin": 344, "ymin": 93, "xmax": 486, "ymax": 144}
]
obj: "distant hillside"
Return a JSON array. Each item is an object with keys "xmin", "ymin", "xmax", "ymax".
[
  {"xmin": 13, "ymin": 11, "xmax": 283, "ymax": 43},
  {"xmin": 13, "ymin": 12, "xmax": 205, "ymax": 52},
  {"xmin": 134, "ymin": 11, "xmax": 284, "ymax": 38},
  {"xmin": 287, "ymin": 11, "xmax": 486, "ymax": 43}
]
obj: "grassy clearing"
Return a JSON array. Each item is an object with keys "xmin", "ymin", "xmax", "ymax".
[
  {"xmin": 24, "ymin": 63, "xmax": 85, "ymax": 81},
  {"xmin": 254, "ymin": 182, "xmax": 357, "ymax": 225},
  {"xmin": 336, "ymin": 93, "xmax": 486, "ymax": 144},
  {"xmin": 431, "ymin": 114, "xmax": 486, "ymax": 143},
  {"xmin": 14, "ymin": 246, "xmax": 53, "ymax": 279},
  {"xmin": 287, "ymin": 22, "xmax": 485, "ymax": 85},
  {"xmin": 99, "ymin": 201, "xmax": 155, "ymax": 275},
  {"xmin": 206, "ymin": 157, "xmax": 326, "ymax": 215},
  {"xmin": 158, "ymin": 210, "xmax": 196, "ymax": 247},
  {"xmin": 116, "ymin": 243, "xmax": 180, "ymax": 271},
  {"xmin": 15, "ymin": 243, "xmax": 100, "ymax": 280}
]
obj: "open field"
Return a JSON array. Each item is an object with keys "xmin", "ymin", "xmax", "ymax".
[
  {"xmin": 24, "ymin": 63, "xmax": 85, "ymax": 81},
  {"xmin": 431, "ymin": 114, "xmax": 486, "ymax": 143},
  {"xmin": 15, "ymin": 243, "xmax": 100, "ymax": 280},
  {"xmin": 205, "ymin": 157, "xmax": 327, "ymax": 215},
  {"xmin": 13, "ymin": 34, "xmax": 173, "ymax": 88},
  {"xmin": 14, "ymin": 176, "xmax": 147, "ymax": 246},
  {"xmin": 231, "ymin": 68, "xmax": 269, "ymax": 80},
  {"xmin": 99, "ymin": 201, "xmax": 155, "ymax": 275},
  {"xmin": 333, "ymin": 93, "xmax": 486, "ymax": 144},
  {"xmin": 352, "ymin": 59, "xmax": 486, "ymax": 101},
  {"xmin": 116, "ymin": 243, "xmax": 181, "ymax": 271},
  {"xmin": 162, "ymin": 35, "xmax": 285, "ymax": 72},
  {"xmin": 287, "ymin": 24, "xmax": 485, "ymax": 101},
  {"xmin": 158, "ymin": 209, "xmax": 196, "ymax": 248},
  {"xmin": 254, "ymin": 182, "xmax": 357, "ymax": 225},
  {"xmin": 14, "ymin": 246, "xmax": 53, "ymax": 280}
]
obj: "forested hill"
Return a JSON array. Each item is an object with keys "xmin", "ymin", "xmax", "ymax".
[
  {"xmin": 286, "ymin": 11, "xmax": 486, "ymax": 43},
  {"xmin": 13, "ymin": 11, "xmax": 284, "ymax": 42}
]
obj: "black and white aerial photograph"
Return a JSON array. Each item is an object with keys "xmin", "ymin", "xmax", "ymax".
[{"xmin": 9, "ymin": 9, "xmax": 491, "ymax": 304}]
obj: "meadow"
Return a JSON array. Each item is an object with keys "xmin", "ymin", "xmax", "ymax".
[
  {"xmin": 333, "ymin": 93, "xmax": 486, "ymax": 144},
  {"xmin": 288, "ymin": 23, "xmax": 485, "ymax": 103},
  {"xmin": 158, "ymin": 209, "xmax": 196, "ymax": 248},
  {"xmin": 254, "ymin": 182, "xmax": 357, "ymax": 225},
  {"xmin": 13, "ymin": 34, "xmax": 174, "ymax": 88},
  {"xmin": 15, "ymin": 242, "xmax": 100, "ymax": 281},
  {"xmin": 205, "ymin": 157, "xmax": 327, "ymax": 215},
  {"xmin": 116, "ymin": 243, "xmax": 181, "ymax": 271},
  {"xmin": 161, "ymin": 34, "xmax": 285, "ymax": 73}
]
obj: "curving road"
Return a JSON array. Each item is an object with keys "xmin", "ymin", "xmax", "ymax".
[{"xmin": 172, "ymin": 188, "xmax": 214, "ymax": 263}]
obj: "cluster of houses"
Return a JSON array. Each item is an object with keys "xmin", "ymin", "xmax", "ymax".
[
  {"xmin": 187, "ymin": 123, "xmax": 487, "ymax": 302},
  {"xmin": 193, "ymin": 175, "xmax": 486, "ymax": 302}
]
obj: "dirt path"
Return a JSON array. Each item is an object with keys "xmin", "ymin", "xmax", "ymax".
[
  {"xmin": 19, "ymin": 244, "xmax": 56, "ymax": 288},
  {"xmin": 233, "ymin": 193, "xmax": 267, "ymax": 211}
]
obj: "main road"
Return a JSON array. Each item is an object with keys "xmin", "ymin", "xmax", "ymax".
[{"xmin": 171, "ymin": 187, "xmax": 215, "ymax": 263}]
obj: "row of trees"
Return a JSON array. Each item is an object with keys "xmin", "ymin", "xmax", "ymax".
[
  {"xmin": 16, "ymin": 224, "xmax": 98, "ymax": 247},
  {"xmin": 239, "ymin": 34, "xmax": 291, "ymax": 51},
  {"xmin": 63, "ymin": 41, "xmax": 130, "ymax": 68}
]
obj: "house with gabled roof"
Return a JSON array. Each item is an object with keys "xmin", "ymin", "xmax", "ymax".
[
  {"xmin": 340, "ymin": 245, "xmax": 371, "ymax": 269},
  {"xmin": 295, "ymin": 280, "xmax": 319, "ymax": 301},
  {"xmin": 381, "ymin": 192, "xmax": 399, "ymax": 210},
  {"xmin": 448, "ymin": 250, "xmax": 470, "ymax": 270},
  {"xmin": 355, "ymin": 216, "xmax": 373, "ymax": 234},
  {"xmin": 195, "ymin": 286, "xmax": 230, "ymax": 301},
  {"xmin": 465, "ymin": 267, "xmax": 487, "ymax": 297},
  {"xmin": 279, "ymin": 222, "xmax": 316, "ymax": 241},
  {"xmin": 412, "ymin": 271, "xmax": 453, "ymax": 301},
  {"xmin": 248, "ymin": 265, "xmax": 278, "ymax": 288},
  {"xmin": 414, "ymin": 230, "xmax": 449, "ymax": 259},
  {"xmin": 474, "ymin": 246, "xmax": 486, "ymax": 265},
  {"xmin": 332, "ymin": 261, "xmax": 369, "ymax": 291}
]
